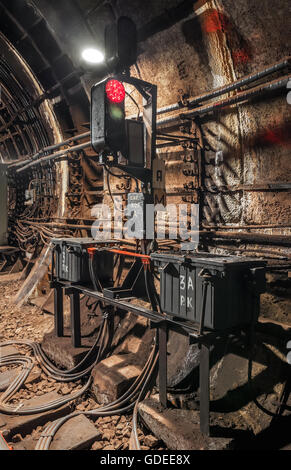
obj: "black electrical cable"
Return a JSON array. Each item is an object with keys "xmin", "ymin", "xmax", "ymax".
[
  {"xmin": 247, "ymin": 294, "xmax": 289, "ymax": 419},
  {"xmin": 0, "ymin": 312, "xmax": 112, "ymax": 416},
  {"xmin": 148, "ymin": 268, "xmax": 163, "ymax": 314},
  {"xmin": 144, "ymin": 268, "xmax": 158, "ymax": 312},
  {"xmin": 130, "ymin": 335, "xmax": 160, "ymax": 450},
  {"xmin": 89, "ymin": 255, "xmax": 103, "ymax": 292},
  {"xmin": 35, "ymin": 339, "xmax": 159, "ymax": 450},
  {"xmin": 125, "ymin": 90, "xmax": 141, "ymax": 118},
  {"xmin": 106, "ymin": 170, "xmax": 124, "ymax": 214},
  {"xmin": 104, "ymin": 164, "xmax": 131, "ymax": 180}
]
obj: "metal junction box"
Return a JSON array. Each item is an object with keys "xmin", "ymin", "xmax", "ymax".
[
  {"xmin": 151, "ymin": 252, "xmax": 266, "ymax": 330},
  {"xmin": 52, "ymin": 238, "xmax": 114, "ymax": 285},
  {"xmin": 0, "ymin": 164, "xmax": 8, "ymax": 246}
]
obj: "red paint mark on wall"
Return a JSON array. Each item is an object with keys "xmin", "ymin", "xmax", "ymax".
[
  {"xmin": 232, "ymin": 48, "xmax": 251, "ymax": 65},
  {"xmin": 202, "ymin": 9, "xmax": 231, "ymax": 33},
  {"xmin": 264, "ymin": 129, "xmax": 289, "ymax": 146},
  {"xmin": 201, "ymin": 9, "xmax": 253, "ymax": 67},
  {"xmin": 254, "ymin": 124, "xmax": 291, "ymax": 149}
]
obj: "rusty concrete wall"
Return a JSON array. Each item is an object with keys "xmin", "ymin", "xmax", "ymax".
[
  {"xmin": 18, "ymin": 0, "xmax": 289, "ymax": 248},
  {"xmin": 111, "ymin": 0, "xmax": 291, "ymax": 236},
  {"xmin": 19, "ymin": 0, "xmax": 289, "ymax": 236}
]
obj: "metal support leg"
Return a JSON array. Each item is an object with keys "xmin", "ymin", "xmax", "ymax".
[
  {"xmin": 54, "ymin": 286, "xmax": 64, "ymax": 337},
  {"xmin": 200, "ymin": 343, "xmax": 210, "ymax": 436},
  {"xmin": 159, "ymin": 322, "xmax": 168, "ymax": 408},
  {"xmin": 70, "ymin": 290, "xmax": 81, "ymax": 348}
]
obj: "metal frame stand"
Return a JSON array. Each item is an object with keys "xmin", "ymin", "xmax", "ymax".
[
  {"xmin": 52, "ymin": 280, "xmax": 252, "ymax": 436},
  {"xmin": 154, "ymin": 320, "xmax": 211, "ymax": 435},
  {"xmin": 54, "ymin": 284, "xmax": 64, "ymax": 338},
  {"xmin": 103, "ymin": 259, "xmax": 147, "ymax": 300},
  {"xmin": 158, "ymin": 321, "xmax": 168, "ymax": 408},
  {"xmin": 53, "ymin": 283, "xmax": 82, "ymax": 348},
  {"xmin": 67, "ymin": 288, "xmax": 81, "ymax": 348},
  {"xmin": 199, "ymin": 343, "xmax": 210, "ymax": 435}
]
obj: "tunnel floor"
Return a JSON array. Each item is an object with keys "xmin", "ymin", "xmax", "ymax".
[
  {"xmin": 0, "ymin": 276, "xmax": 166, "ymax": 451},
  {"xmin": 0, "ymin": 275, "xmax": 290, "ymax": 451}
]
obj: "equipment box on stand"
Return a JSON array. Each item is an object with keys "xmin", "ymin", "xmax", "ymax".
[
  {"xmin": 151, "ymin": 252, "xmax": 266, "ymax": 330},
  {"xmin": 51, "ymin": 238, "xmax": 114, "ymax": 285}
]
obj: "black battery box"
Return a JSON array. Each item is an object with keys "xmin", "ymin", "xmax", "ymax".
[
  {"xmin": 52, "ymin": 238, "xmax": 114, "ymax": 285},
  {"xmin": 151, "ymin": 252, "xmax": 266, "ymax": 330}
]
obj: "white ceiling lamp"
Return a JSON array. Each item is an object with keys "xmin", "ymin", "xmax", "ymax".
[{"xmin": 81, "ymin": 48, "xmax": 104, "ymax": 64}]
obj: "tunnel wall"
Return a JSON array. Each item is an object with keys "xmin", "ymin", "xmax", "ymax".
[
  {"xmin": 120, "ymin": 0, "xmax": 291, "ymax": 232},
  {"xmin": 7, "ymin": 0, "xmax": 288, "ymax": 237},
  {"xmin": 75, "ymin": 0, "xmax": 291, "ymax": 249}
]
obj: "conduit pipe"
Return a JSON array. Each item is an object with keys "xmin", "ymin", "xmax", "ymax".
[
  {"xmin": 10, "ymin": 131, "xmax": 91, "ymax": 169},
  {"xmin": 16, "ymin": 141, "xmax": 92, "ymax": 173},
  {"xmin": 157, "ymin": 57, "xmax": 291, "ymax": 116},
  {"xmin": 157, "ymin": 75, "xmax": 291, "ymax": 128}
]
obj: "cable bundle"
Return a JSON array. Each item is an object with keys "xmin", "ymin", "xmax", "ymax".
[
  {"xmin": 0, "ymin": 322, "xmax": 159, "ymax": 450},
  {"xmin": 35, "ymin": 341, "xmax": 158, "ymax": 450}
]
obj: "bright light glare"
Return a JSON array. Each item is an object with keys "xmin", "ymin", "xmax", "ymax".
[{"xmin": 82, "ymin": 48, "xmax": 104, "ymax": 64}]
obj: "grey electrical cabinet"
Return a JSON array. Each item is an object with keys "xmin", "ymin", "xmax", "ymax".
[
  {"xmin": 0, "ymin": 164, "xmax": 8, "ymax": 246},
  {"xmin": 151, "ymin": 252, "xmax": 266, "ymax": 330}
]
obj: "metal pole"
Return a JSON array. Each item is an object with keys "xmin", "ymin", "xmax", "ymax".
[
  {"xmin": 200, "ymin": 343, "xmax": 210, "ymax": 436},
  {"xmin": 10, "ymin": 131, "xmax": 91, "ymax": 169},
  {"xmin": 158, "ymin": 322, "xmax": 168, "ymax": 408},
  {"xmin": 54, "ymin": 285, "xmax": 64, "ymax": 337},
  {"xmin": 70, "ymin": 290, "xmax": 81, "ymax": 348},
  {"xmin": 205, "ymin": 231, "xmax": 291, "ymax": 247}
]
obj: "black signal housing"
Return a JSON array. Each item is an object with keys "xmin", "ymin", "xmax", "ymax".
[{"xmin": 91, "ymin": 77, "xmax": 127, "ymax": 154}]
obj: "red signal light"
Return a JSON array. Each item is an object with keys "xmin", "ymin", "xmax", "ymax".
[{"xmin": 105, "ymin": 79, "xmax": 126, "ymax": 104}]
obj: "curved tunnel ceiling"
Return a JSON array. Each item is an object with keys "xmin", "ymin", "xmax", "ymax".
[
  {"xmin": 0, "ymin": 0, "xmax": 87, "ymax": 255},
  {"xmin": 0, "ymin": 32, "xmax": 56, "ymax": 161},
  {"xmin": 0, "ymin": 0, "xmax": 91, "ymax": 163}
]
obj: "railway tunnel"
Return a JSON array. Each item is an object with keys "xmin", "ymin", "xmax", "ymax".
[{"xmin": 0, "ymin": 0, "xmax": 290, "ymax": 453}]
